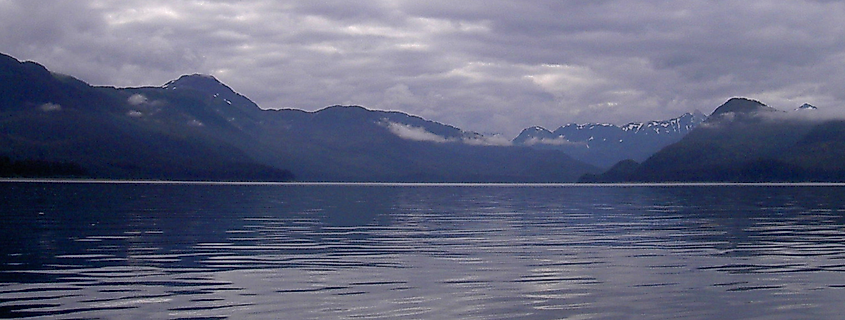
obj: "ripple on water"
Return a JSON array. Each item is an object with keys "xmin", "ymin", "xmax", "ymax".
[{"xmin": 4, "ymin": 183, "xmax": 845, "ymax": 319}]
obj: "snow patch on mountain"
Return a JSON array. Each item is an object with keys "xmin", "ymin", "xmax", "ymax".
[{"xmin": 795, "ymin": 103, "xmax": 818, "ymax": 111}]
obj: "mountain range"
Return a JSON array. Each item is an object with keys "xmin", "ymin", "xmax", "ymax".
[
  {"xmin": 7, "ymin": 52, "xmax": 843, "ymax": 183},
  {"xmin": 581, "ymin": 98, "xmax": 845, "ymax": 182},
  {"xmin": 513, "ymin": 111, "xmax": 707, "ymax": 167},
  {"xmin": 0, "ymin": 52, "xmax": 598, "ymax": 182}
]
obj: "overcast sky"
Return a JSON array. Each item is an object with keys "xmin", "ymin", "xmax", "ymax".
[{"xmin": 2, "ymin": 0, "xmax": 844, "ymax": 137}]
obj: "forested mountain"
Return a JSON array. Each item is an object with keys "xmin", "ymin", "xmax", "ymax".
[
  {"xmin": 0, "ymin": 52, "xmax": 598, "ymax": 182},
  {"xmin": 581, "ymin": 98, "xmax": 845, "ymax": 182}
]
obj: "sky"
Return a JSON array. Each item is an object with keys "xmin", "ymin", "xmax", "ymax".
[{"xmin": 2, "ymin": 0, "xmax": 845, "ymax": 137}]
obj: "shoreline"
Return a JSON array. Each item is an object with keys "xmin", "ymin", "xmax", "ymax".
[{"xmin": 4, "ymin": 178, "xmax": 845, "ymax": 187}]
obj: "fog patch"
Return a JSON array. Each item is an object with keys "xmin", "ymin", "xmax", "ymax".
[
  {"xmin": 524, "ymin": 137, "xmax": 586, "ymax": 147},
  {"xmin": 40, "ymin": 102, "xmax": 62, "ymax": 112},
  {"xmin": 749, "ymin": 105, "xmax": 845, "ymax": 123},
  {"xmin": 127, "ymin": 110, "xmax": 143, "ymax": 117},
  {"xmin": 128, "ymin": 94, "xmax": 148, "ymax": 106},
  {"xmin": 787, "ymin": 106, "xmax": 845, "ymax": 122},
  {"xmin": 385, "ymin": 120, "xmax": 517, "ymax": 146},
  {"xmin": 701, "ymin": 103, "xmax": 845, "ymax": 129},
  {"xmin": 697, "ymin": 121, "xmax": 721, "ymax": 129},
  {"xmin": 463, "ymin": 134, "xmax": 512, "ymax": 147},
  {"xmin": 385, "ymin": 121, "xmax": 452, "ymax": 143}
]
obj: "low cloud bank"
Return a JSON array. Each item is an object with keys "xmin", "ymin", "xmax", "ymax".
[
  {"xmin": 789, "ymin": 107, "xmax": 845, "ymax": 122},
  {"xmin": 40, "ymin": 102, "xmax": 62, "ymax": 112},
  {"xmin": 705, "ymin": 106, "xmax": 845, "ymax": 128},
  {"xmin": 384, "ymin": 120, "xmax": 513, "ymax": 146},
  {"xmin": 523, "ymin": 137, "xmax": 585, "ymax": 147},
  {"xmin": 462, "ymin": 134, "xmax": 512, "ymax": 147},
  {"xmin": 385, "ymin": 121, "xmax": 453, "ymax": 143}
]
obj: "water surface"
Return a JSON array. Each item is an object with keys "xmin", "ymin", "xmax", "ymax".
[{"xmin": 2, "ymin": 182, "xmax": 845, "ymax": 319}]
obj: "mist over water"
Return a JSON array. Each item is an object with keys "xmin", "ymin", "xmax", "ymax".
[{"xmin": 2, "ymin": 182, "xmax": 845, "ymax": 319}]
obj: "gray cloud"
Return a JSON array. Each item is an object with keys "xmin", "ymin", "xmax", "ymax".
[{"xmin": 3, "ymin": 0, "xmax": 845, "ymax": 137}]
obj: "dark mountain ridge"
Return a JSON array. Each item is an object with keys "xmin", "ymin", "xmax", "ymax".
[
  {"xmin": 0, "ymin": 52, "xmax": 598, "ymax": 182},
  {"xmin": 0, "ymin": 56, "xmax": 294, "ymax": 180}
]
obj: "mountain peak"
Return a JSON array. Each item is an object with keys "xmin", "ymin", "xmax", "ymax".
[
  {"xmin": 709, "ymin": 98, "xmax": 775, "ymax": 117},
  {"xmin": 796, "ymin": 103, "xmax": 818, "ymax": 111},
  {"xmin": 163, "ymin": 74, "xmax": 223, "ymax": 90},
  {"xmin": 523, "ymin": 126, "xmax": 552, "ymax": 134},
  {"xmin": 160, "ymin": 73, "xmax": 261, "ymax": 112}
]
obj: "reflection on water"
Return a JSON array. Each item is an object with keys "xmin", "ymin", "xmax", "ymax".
[{"xmin": 2, "ymin": 182, "xmax": 845, "ymax": 319}]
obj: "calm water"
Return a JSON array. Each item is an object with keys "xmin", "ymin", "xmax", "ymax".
[{"xmin": 3, "ymin": 182, "xmax": 845, "ymax": 319}]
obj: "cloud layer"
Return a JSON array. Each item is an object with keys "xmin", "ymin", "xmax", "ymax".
[{"xmin": 3, "ymin": 1, "xmax": 845, "ymax": 137}]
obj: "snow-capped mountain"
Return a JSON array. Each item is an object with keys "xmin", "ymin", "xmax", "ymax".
[
  {"xmin": 621, "ymin": 112, "xmax": 706, "ymax": 134},
  {"xmin": 513, "ymin": 111, "xmax": 707, "ymax": 168},
  {"xmin": 795, "ymin": 103, "xmax": 818, "ymax": 111}
]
